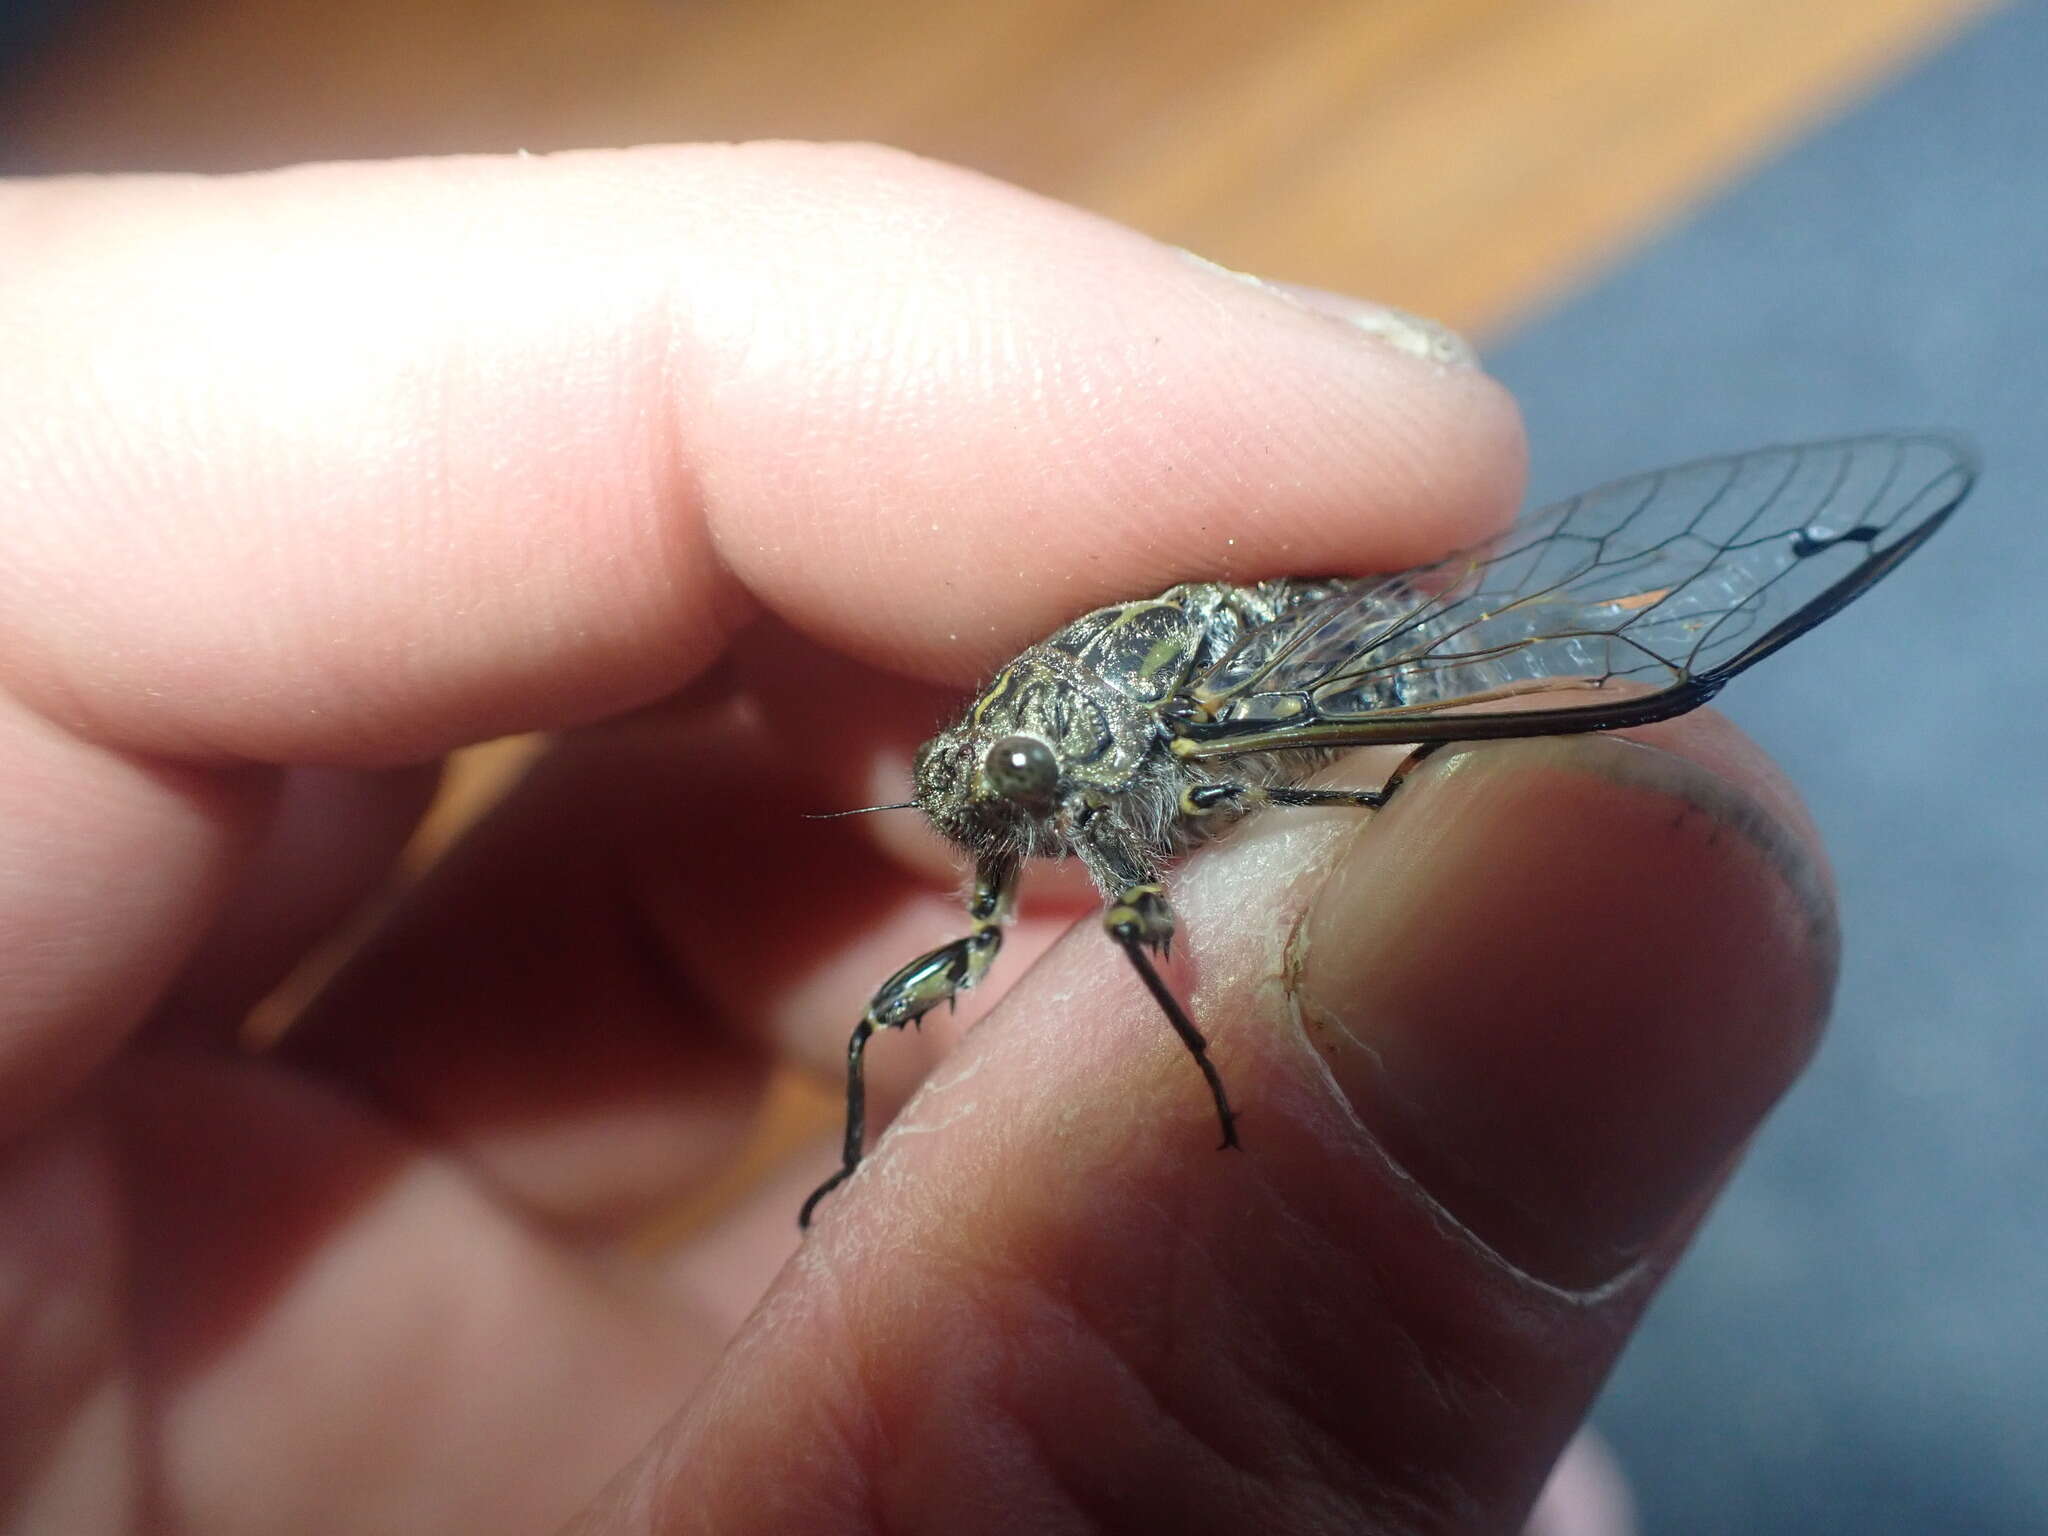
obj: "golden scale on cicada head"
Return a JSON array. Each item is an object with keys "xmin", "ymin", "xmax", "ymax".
[{"xmin": 798, "ymin": 432, "xmax": 1976, "ymax": 1229}]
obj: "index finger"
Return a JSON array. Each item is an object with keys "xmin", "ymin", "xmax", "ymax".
[{"xmin": 0, "ymin": 142, "xmax": 1524, "ymax": 766}]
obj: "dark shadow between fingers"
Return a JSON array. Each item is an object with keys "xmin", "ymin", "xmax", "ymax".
[{"xmin": 273, "ymin": 658, "xmax": 1089, "ymax": 1246}]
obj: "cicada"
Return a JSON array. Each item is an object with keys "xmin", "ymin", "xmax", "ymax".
[{"xmin": 798, "ymin": 432, "xmax": 1974, "ymax": 1227}]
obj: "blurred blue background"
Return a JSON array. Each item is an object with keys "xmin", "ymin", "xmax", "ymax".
[
  {"xmin": 0, "ymin": 0, "xmax": 68, "ymax": 88},
  {"xmin": 1490, "ymin": 5, "xmax": 2047, "ymax": 1529}
]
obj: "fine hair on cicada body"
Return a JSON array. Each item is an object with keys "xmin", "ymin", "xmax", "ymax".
[{"xmin": 797, "ymin": 432, "xmax": 1976, "ymax": 1228}]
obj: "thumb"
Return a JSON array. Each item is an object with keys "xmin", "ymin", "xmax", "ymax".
[{"xmin": 583, "ymin": 713, "xmax": 1834, "ymax": 1533}]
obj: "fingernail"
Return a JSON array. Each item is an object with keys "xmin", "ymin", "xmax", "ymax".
[
  {"xmin": 1268, "ymin": 285, "xmax": 1481, "ymax": 369},
  {"xmin": 1176, "ymin": 251, "xmax": 1479, "ymax": 368},
  {"xmin": 1293, "ymin": 736, "xmax": 1838, "ymax": 1288}
]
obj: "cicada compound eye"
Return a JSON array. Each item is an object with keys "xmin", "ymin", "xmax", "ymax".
[{"xmin": 981, "ymin": 734, "xmax": 1059, "ymax": 807}]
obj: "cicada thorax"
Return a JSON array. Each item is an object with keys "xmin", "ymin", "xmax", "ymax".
[
  {"xmin": 1025, "ymin": 580, "xmax": 1345, "ymax": 719},
  {"xmin": 958, "ymin": 607, "xmax": 1185, "ymax": 860},
  {"xmin": 941, "ymin": 582, "xmax": 1355, "ymax": 864},
  {"xmin": 982, "ymin": 583, "xmax": 1328, "ymax": 775}
]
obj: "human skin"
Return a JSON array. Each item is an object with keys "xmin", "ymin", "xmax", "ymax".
[{"xmin": 0, "ymin": 144, "xmax": 1833, "ymax": 1534}]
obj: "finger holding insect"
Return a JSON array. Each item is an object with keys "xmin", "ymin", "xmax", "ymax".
[{"xmin": 592, "ymin": 712, "xmax": 1837, "ymax": 1533}]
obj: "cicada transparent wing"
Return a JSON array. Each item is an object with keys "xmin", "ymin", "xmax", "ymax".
[{"xmin": 1177, "ymin": 433, "xmax": 1975, "ymax": 757}]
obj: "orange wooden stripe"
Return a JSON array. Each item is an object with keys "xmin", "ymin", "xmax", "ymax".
[{"xmin": 7, "ymin": 0, "xmax": 1992, "ymax": 337}]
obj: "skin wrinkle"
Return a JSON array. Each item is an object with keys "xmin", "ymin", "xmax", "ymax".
[
  {"xmin": 1115, "ymin": 732, "xmax": 1814, "ymax": 1525},
  {"xmin": 1118, "ymin": 1204, "xmax": 1405, "ymax": 1514},
  {"xmin": 1237, "ymin": 1207, "xmax": 1516, "ymax": 1528},
  {"xmin": 646, "ymin": 249, "xmax": 754, "ymax": 667},
  {"xmin": 1186, "ymin": 1194, "xmax": 1430, "ymax": 1499},
  {"xmin": 636, "ymin": 1264, "xmax": 845, "ymax": 1534},
  {"xmin": 1128, "ymin": 1279, "xmax": 1391, "ymax": 1531},
  {"xmin": 980, "ymin": 1273, "xmax": 1265, "ymax": 1533},
  {"xmin": 614, "ymin": 859, "xmax": 714, "ymax": 1055},
  {"xmin": 794, "ymin": 1187, "xmax": 1245, "ymax": 1531},
  {"xmin": 834, "ymin": 1237, "xmax": 968, "ymax": 1535},
  {"xmin": 1030, "ymin": 1255, "xmax": 1273, "ymax": 1497},
  {"xmin": 929, "ymin": 1305, "xmax": 1106, "ymax": 1536},
  {"xmin": 971, "ymin": 1138, "xmax": 1451, "ymax": 1530}
]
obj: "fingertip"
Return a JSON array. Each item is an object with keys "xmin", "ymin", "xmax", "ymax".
[{"xmin": 700, "ymin": 149, "xmax": 1529, "ymax": 675}]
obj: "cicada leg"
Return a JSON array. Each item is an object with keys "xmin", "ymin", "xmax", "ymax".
[
  {"xmin": 1178, "ymin": 741, "xmax": 1446, "ymax": 817},
  {"xmin": 799, "ymin": 862, "xmax": 1014, "ymax": 1229},
  {"xmin": 1119, "ymin": 742, "xmax": 1452, "ymax": 1153},
  {"xmin": 1103, "ymin": 882, "xmax": 1240, "ymax": 1153}
]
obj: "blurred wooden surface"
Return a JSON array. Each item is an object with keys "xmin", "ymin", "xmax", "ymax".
[{"xmin": 5, "ymin": 0, "xmax": 1991, "ymax": 336}]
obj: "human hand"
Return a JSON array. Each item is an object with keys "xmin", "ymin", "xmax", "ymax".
[{"xmin": 0, "ymin": 144, "xmax": 1831, "ymax": 1534}]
